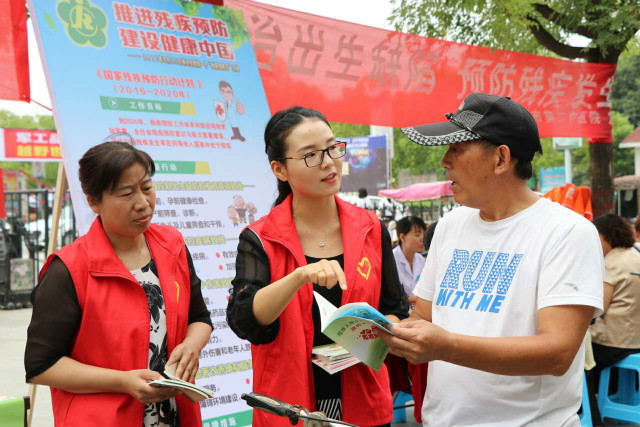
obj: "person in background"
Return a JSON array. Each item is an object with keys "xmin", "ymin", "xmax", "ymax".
[
  {"xmin": 226, "ymin": 106, "xmax": 408, "ymax": 427},
  {"xmin": 589, "ymin": 214, "xmax": 640, "ymax": 379},
  {"xmin": 632, "ymin": 216, "xmax": 640, "ymax": 254},
  {"xmin": 393, "ymin": 216, "xmax": 427, "ymax": 305},
  {"xmin": 355, "ymin": 187, "xmax": 374, "ymax": 210},
  {"xmin": 25, "ymin": 139, "xmax": 212, "ymax": 427},
  {"xmin": 389, "ymin": 215, "xmax": 426, "ymax": 422},
  {"xmin": 381, "ymin": 197, "xmax": 396, "ymax": 225},
  {"xmin": 423, "ymin": 221, "xmax": 438, "ymax": 258}
]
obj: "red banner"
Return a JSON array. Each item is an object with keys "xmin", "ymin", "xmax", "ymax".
[
  {"xmin": 1, "ymin": 129, "xmax": 61, "ymax": 161},
  {"xmin": 226, "ymin": 0, "xmax": 616, "ymax": 140},
  {"xmin": 0, "ymin": 0, "xmax": 30, "ymax": 102}
]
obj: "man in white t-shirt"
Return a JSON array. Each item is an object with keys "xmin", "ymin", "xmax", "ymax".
[{"xmin": 378, "ymin": 93, "xmax": 604, "ymax": 427}]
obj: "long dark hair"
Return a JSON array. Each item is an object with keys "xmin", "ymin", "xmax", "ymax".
[{"xmin": 264, "ymin": 106, "xmax": 330, "ymax": 207}]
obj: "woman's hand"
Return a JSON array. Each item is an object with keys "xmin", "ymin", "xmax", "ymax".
[
  {"xmin": 166, "ymin": 341, "xmax": 201, "ymax": 383},
  {"xmin": 121, "ymin": 369, "xmax": 181, "ymax": 404},
  {"xmin": 296, "ymin": 259, "xmax": 347, "ymax": 290}
]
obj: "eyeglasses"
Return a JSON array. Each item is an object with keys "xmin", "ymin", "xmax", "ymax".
[{"xmin": 277, "ymin": 141, "xmax": 347, "ymax": 168}]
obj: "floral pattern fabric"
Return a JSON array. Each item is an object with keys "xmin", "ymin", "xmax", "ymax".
[{"xmin": 131, "ymin": 258, "xmax": 179, "ymax": 427}]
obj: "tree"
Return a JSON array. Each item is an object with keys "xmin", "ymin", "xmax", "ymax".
[
  {"xmin": 0, "ymin": 110, "xmax": 59, "ymax": 189},
  {"xmin": 390, "ymin": 0, "xmax": 640, "ymax": 218},
  {"xmin": 612, "ymin": 41, "xmax": 640, "ymax": 127}
]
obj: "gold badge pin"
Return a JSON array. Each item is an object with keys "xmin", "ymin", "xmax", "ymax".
[{"xmin": 357, "ymin": 257, "xmax": 371, "ymax": 280}]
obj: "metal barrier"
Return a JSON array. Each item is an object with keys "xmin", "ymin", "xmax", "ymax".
[{"xmin": 0, "ymin": 189, "xmax": 78, "ymax": 309}]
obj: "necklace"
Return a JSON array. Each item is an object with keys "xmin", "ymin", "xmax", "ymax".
[
  {"xmin": 293, "ymin": 209, "xmax": 339, "ymax": 250},
  {"xmin": 317, "ymin": 227, "xmax": 333, "ymax": 250},
  {"xmin": 138, "ymin": 236, "xmax": 149, "ymax": 263}
]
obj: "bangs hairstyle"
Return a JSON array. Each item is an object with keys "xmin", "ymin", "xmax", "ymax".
[{"xmin": 78, "ymin": 140, "xmax": 155, "ymax": 201}]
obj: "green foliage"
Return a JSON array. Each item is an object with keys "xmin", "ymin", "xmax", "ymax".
[
  {"xmin": 0, "ymin": 110, "xmax": 55, "ymax": 131},
  {"xmin": 391, "ymin": 128, "xmax": 447, "ymax": 181},
  {"xmin": 212, "ymin": 7, "xmax": 251, "ymax": 50},
  {"xmin": 389, "ymin": 0, "xmax": 640, "ymax": 61},
  {"xmin": 611, "ymin": 111, "xmax": 635, "ymax": 177},
  {"xmin": 390, "ymin": 0, "xmax": 544, "ymax": 54},
  {"xmin": 530, "ymin": 111, "xmax": 635, "ymax": 187},
  {"xmin": 612, "ymin": 38, "xmax": 640, "ymax": 127},
  {"xmin": 0, "ymin": 110, "xmax": 59, "ymax": 189},
  {"xmin": 329, "ymin": 122, "xmax": 370, "ymax": 139}
]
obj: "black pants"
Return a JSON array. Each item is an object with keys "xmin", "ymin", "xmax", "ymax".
[{"xmin": 591, "ymin": 342, "xmax": 640, "ymax": 392}]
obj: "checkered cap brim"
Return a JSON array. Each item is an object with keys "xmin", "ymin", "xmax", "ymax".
[{"xmin": 401, "ymin": 120, "xmax": 482, "ymax": 147}]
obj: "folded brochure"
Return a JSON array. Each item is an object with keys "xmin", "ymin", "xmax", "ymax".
[
  {"xmin": 314, "ymin": 291, "xmax": 393, "ymax": 372},
  {"xmin": 148, "ymin": 363, "xmax": 214, "ymax": 402},
  {"xmin": 312, "ymin": 343, "xmax": 360, "ymax": 375}
]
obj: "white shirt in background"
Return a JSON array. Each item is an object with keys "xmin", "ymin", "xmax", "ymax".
[{"xmin": 393, "ymin": 245, "xmax": 426, "ymax": 296}]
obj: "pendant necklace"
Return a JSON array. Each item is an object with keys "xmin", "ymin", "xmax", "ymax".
[
  {"xmin": 138, "ymin": 236, "xmax": 149, "ymax": 264},
  {"xmin": 293, "ymin": 210, "xmax": 339, "ymax": 250},
  {"xmin": 317, "ymin": 227, "xmax": 333, "ymax": 250}
]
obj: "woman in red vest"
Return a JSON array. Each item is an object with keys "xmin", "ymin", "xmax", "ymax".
[
  {"xmin": 25, "ymin": 139, "xmax": 212, "ymax": 427},
  {"xmin": 227, "ymin": 106, "xmax": 409, "ymax": 427}
]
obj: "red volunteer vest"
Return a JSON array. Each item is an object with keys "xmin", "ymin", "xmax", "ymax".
[
  {"xmin": 39, "ymin": 218, "xmax": 202, "ymax": 427},
  {"xmin": 247, "ymin": 195, "xmax": 393, "ymax": 427}
]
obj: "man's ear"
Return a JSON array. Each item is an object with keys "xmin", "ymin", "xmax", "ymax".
[
  {"xmin": 86, "ymin": 194, "xmax": 101, "ymax": 215},
  {"xmin": 494, "ymin": 145, "xmax": 513, "ymax": 176},
  {"xmin": 270, "ymin": 160, "xmax": 288, "ymax": 182}
]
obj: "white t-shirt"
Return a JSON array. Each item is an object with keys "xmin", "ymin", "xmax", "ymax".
[
  {"xmin": 393, "ymin": 245, "xmax": 426, "ymax": 296},
  {"xmin": 414, "ymin": 198, "xmax": 604, "ymax": 427}
]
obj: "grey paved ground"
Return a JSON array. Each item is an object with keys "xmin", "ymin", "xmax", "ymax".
[{"xmin": 0, "ymin": 307, "xmax": 53, "ymax": 427}]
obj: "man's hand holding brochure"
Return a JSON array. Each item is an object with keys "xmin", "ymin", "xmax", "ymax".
[{"xmin": 312, "ymin": 291, "xmax": 394, "ymax": 373}]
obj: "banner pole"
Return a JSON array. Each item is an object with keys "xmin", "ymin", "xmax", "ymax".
[{"xmin": 28, "ymin": 162, "xmax": 67, "ymax": 427}]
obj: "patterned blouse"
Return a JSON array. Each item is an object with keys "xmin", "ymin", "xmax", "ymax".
[{"xmin": 131, "ymin": 258, "xmax": 179, "ymax": 427}]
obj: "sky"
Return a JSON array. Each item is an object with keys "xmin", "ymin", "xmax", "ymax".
[{"xmin": 0, "ymin": 0, "xmax": 396, "ymax": 117}]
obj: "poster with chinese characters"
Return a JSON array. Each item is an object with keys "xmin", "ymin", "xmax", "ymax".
[
  {"xmin": 28, "ymin": 1, "xmax": 275, "ymax": 425},
  {"xmin": 0, "ymin": 129, "xmax": 61, "ymax": 161}
]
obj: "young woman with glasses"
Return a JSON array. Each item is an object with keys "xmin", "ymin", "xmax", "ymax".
[{"xmin": 227, "ymin": 106, "xmax": 409, "ymax": 427}]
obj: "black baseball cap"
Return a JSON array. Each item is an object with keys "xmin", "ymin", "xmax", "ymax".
[{"xmin": 401, "ymin": 92, "xmax": 542, "ymax": 161}]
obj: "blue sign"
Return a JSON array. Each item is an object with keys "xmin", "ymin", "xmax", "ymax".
[{"xmin": 539, "ymin": 167, "xmax": 565, "ymax": 193}]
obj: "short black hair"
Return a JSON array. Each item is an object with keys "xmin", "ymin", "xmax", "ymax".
[
  {"xmin": 78, "ymin": 140, "xmax": 155, "ymax": 202},
  {"xmin": 478, "ymin": 140, "xmax": 533, "ymax": 180},
  {"xmin": 424, "ymin": 220, "xmax": 438, "ymax": 251},
  {"xmin": 396, "ymin": 216, "xmax": 426, "ymax": 246},
  {"xmin": 593, "ymin": 213, "xmax": 636, "ymax": 249}
]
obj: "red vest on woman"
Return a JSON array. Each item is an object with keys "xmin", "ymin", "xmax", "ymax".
[
  {"xmin": 39, "ymin": 218, "xmax": 202, "ymax": 427},
  {"xmin": 247, "ymin": 195, "xmax": 393, "ymax": 427}
]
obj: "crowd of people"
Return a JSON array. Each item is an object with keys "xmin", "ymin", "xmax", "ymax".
[{"xmin": 23, "ymin": 92, "xmax": 640, "ymax": 427}]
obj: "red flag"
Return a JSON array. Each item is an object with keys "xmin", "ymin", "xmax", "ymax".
[{"xmin": 0, "ymin": 0, "xmax": 30, "ymax": 102}]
